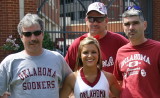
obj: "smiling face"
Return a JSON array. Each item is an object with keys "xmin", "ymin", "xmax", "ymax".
[
  {"xmin": 81, "ymin": 44, "xmax": 99, "ymax": 68},
  {"xmin": 86, "ymin": 11, "xmax": 108, "ymax": 37},
  {"xmin": 75, "ymin": 37, "xmax": 102, "ymax": 71},
  {"xmin": 21, "ymin": 24, "xmax": 44, "ymax": 56},
  {"xmin": 123, "ymin": 16, "xmax": 147, "ymax": 43}
]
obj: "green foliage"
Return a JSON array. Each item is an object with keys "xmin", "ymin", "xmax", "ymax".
[
  {"xmin": 1, "ymin": 35, "xmax": 20, "ymax": 51},
  {"xmin": 16, "ymin": 38, "xmax": 24, "ymax": 52},
  {"xmin": 42, "ymin": 33, "xmax": 54, "ymax": 50}
]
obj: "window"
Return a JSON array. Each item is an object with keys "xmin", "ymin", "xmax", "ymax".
[
  {"xmin": 61, "ymin": 0, "xmax": 74, "ymax": 4},
  {"xmin": 79, "ymin": 11, "xmax": 86, "ymax": 19},
  {"xmin": 60, "ymin": 12, "xmax": 75, "ymax": 20},
  {"xmin": 48, "ymin": 0, "xmax": 55, "ymax": 9},
  {"xmin": 66, "ymin": 0, "xmax": 74, "ymax": 4},
  {"xmin": 66, "ymin": 12, "xmax": 74, "ymax": 20}
]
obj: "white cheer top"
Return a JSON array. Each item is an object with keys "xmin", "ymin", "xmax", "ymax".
[{"xmin": 74, "ymin": 69, "xmax": 109, "ymax": 98}]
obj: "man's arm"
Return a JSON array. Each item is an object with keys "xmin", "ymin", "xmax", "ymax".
[
  {"xmin": 65, "ymin": 39, "xmax": 80, "ymax": 71},
  {"xmin": 0, "ymin": 92, "xmax": 10, "ymax": 98}
]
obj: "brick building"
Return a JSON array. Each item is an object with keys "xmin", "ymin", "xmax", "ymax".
[
  {"xmin": 0, "ymin": 0, "xmax": 160, "ymax": 62},
  {"xmin": 0, "ymin": 0, "xmax": 58, "ymax": 61}
]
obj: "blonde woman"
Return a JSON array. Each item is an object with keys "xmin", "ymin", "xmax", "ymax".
[{"xmin": 60, "ymin": 37, "xmax": 121, "ymax": 98}]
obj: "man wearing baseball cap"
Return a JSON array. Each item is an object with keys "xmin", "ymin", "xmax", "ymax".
[
  {"xmin": 86, "ymin": 2, "xmax": 107, "ymax": 15},
  {"xmin": 65, "ymin": 2, "xmax": 128, "ymax": 73}
]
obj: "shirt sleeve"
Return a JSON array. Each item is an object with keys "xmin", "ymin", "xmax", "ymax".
[
  {"xmin": 0, "ymin": 57, "xmax": 10, "ymax": 96},
  {"xmin": 113, "ymin": 58, "xmax": 123, "ymax": 81},
  {"xmin": 59, "ymin": 54, "xmax": 72, "ymax": 87},
  {"xmin": 65, "ymin": 38, "xmax": 80, "ymax": 71},
  {"xmin": 65, "ymin": 44, "xmax": 76, "ymax": 71}
]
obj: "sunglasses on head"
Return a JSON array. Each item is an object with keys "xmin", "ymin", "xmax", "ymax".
[
  {"xmin": 125, "ymin": 5, "xmax": 141, "ymax": 11},
  {"xmin": 22, "ymin": 30, "xmax": 42, "ymax": 37},
  {"xmin": 87, "ymin": 16, "xmax": 106, "ymax": 23}
]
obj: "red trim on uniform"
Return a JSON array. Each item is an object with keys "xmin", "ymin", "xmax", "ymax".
[{"xmin": 80, "ymin": 68, "xmax": 101, "ymax": 87}]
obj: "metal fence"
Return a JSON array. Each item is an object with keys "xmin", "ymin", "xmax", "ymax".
[{"xmin": 37, "ymin": 0, "xmax": 152, "ymax": 56}]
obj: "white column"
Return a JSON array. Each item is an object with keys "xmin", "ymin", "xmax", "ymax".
[{"xmin": 19, "ymin": 0, "xmax": 24, "ymax": 20}]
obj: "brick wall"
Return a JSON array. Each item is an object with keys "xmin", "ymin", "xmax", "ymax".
[
  {"xmin": 0, "ymin": 0, "xmax": 19, "ymax": 61},
  {"xmin": 0, "ymin": 0, "xmax": 159, "ymax": 62},
  {"xmin": 153, "ymin": 0, "xmax": 160, "ymax": 41},
  {"xmin": 25, "ymin": 0, "xmax": 38, "ymax": 14},
  {"xmin": 0, "ymin": 0, "xmax": 38, "ymax": 62}
]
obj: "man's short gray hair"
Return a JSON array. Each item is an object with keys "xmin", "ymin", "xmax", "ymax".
[
  {"xmin": 17, "ymin": 13, "xmax": 44, "ymax": 35},
  {"xmin": 122, "ymin": 8, "xmax": 145, "ymax": 21}
]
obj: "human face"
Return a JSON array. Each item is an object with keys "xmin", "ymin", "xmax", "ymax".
[
  {"xmin": 21, "ymin": 24, "xmax": 44, "ymax": 56},
  {"xmin": 81, "ymin": 44, "xmax": 99, "ymax": 68},
  {"xmin": 123, "ymin": 16, "xmax": 147, "ymax": 42},
  {"xmin": 86, "ymin": 11, "xmax": 108, "ymax": 37}
]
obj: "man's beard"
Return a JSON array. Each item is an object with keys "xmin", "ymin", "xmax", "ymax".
[{"xmin": 28, "ymin": 40, "xmax": 39, "ymax": 45}]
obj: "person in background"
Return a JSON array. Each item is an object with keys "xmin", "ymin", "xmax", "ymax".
[
  {"xmin": 60, "ymin": 37, "xmax": 121, "ymax": 98},
  {"xmin": 65, "ymin": 2, "xmax": 128, "ymax": 73},
  {"xmin": 0, "ymin": 13, "xmax": 72, "ymax": 98},
  {"xmin": 113, "ymin": 6, "xmax": 160, "ymax": 98}
]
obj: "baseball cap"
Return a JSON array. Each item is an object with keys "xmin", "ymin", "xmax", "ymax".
[{"xmin": 86, "ymin": 2, "xmax": 107, "ymax": 15}]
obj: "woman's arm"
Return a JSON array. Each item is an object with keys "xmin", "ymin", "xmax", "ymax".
[
  {"xmin": 109, "ymin": 74, "xmax": 121, "ymax": 98},
  {"xmin": 103, "ymin": 71, "xmax": 121, "ymax": 98},
  {"xmin": 60, "ymin": 73, "xmax": 76, "ymax": 98}
]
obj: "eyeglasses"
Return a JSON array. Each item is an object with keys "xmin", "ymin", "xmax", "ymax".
[
  {"xmin": 87, "ymin": 16, "xmax": 106, "ymax": 23},
  {"xmin": 125, "ymin": 5, "xmax": 141, "ymax": 11},
  {"xmin": 22, "ymin": 30, "xmax": 42, "ymax": 37}
]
